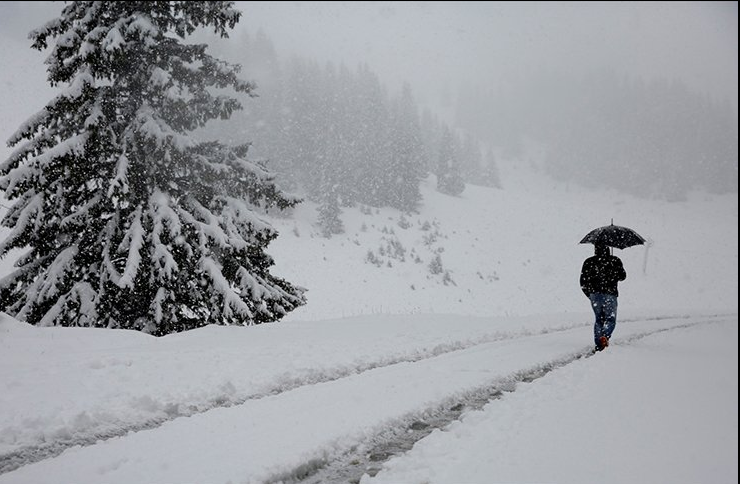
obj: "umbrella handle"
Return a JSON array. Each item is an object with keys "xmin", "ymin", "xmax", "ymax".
[{"xmin": 642, "ymin": 239, "xmax": 654, "ymax": 275}]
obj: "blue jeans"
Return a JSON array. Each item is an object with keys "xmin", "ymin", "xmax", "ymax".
[{"xmin": 589, "ymin": 293, "xmax": 618, "ymax": 346}]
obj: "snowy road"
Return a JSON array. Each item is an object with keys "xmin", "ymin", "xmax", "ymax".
[{"xmin": 1, "ymin": 313, "xmax": 734, "ymax": 484}]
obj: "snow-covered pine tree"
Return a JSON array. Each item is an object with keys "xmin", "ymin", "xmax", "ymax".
[
  {"xmin": 436, "ymin": 126, "xmax": 465, "ymax": 196},
  {"xmin": 0, "ymin": 1, "xmax": 306, "ymax": 335},
  {"xmin": 317, "ymin": 194, "xmax": 344, "ymax": 238},
  {"xmin": 385, "ymin": 82, "xmax": 426, "ymax": 212},
  {"xmin": 481, "ymin": 148, "xmax": 502, "ymax": 189},
  {"xmin": 353, "ymin": 64, "xmax": 391, "ymax": 207},
  {"xmin": 460, "ymin": 132, "xmax": 482, "ymax": 184}
]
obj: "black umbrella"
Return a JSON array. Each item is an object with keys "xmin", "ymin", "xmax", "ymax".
[{"xmin": 580, "ymin": 222, "xmax": 646, "ymax": 250}]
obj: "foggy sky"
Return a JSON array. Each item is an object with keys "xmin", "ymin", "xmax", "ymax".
[
  {"xmin": 233, "ymin": 1, "xmax": 738, "ymax": 113},
  {"xmin": 1, "ymin": 1, "xmax": 737, "ymax": 112}
]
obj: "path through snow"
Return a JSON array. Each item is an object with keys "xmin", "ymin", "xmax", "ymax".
[{"xmin": 1, "ymin": 314, "xmax": 732, "ymax": 484}]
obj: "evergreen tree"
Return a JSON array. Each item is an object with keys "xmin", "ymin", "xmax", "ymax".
[
  {"xmin": 282, "ymin": 57, "xmax": 324, "ymax": 196},
  {"xmin": 317, "ymin": 193, "xmax": 344, "ymax": 238},
  {"xmin": 332, "ymin": 62, "xmax": 362, "ymax": 207},
  {"xmin": 420, "ymin": 108, "xmax": 442, "ymax": 173},
  {"xmin": 481, "ymin": 148, "xmax": 502, "ymax": 189},
  {"xmin": 436, "ymin": 127, "xmax": 465, "ymax": 196},
  {"xmin": 353, "ymin": 63, "xmax": 391, "ymax": 207},
  {"xmin": 385, "ymin": 82, "xmax": 426, "ymax": 212},
  {"xmin": 0, "ymin": 2, "xmax": 305, "ymax": 335},
  {"xmin": 460, "ymin": 132, "xmax": 482, "ymax": 184}
]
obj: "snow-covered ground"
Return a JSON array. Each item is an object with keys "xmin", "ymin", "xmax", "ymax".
[
  {"xmin": 364, "ymin": 317, "xmax": 738, "ymax": 484},
  {"xmin": 0, "ymin": 313, "xmax": 736, "ymax": 483},
  {"xmin": 1, "ymin": 15, "xmax": 738, "ymax": 484},
  {"xmin": 268, "ymin": 171, "xmax": 738, "ymax": 322},
  {"xmin": 1, "ymin": 169, "xmax": 736, "ymax": 483}
]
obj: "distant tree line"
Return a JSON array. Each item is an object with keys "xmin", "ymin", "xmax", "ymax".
[
  {"xmin": 455, "ymin": 70, "xmax": 737, "ymax": 201},
  {"xmin": 205, "ymin": 30, "xmax": 501, "ymax": 227}
]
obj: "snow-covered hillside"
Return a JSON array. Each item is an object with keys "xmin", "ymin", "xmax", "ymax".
[{"xmin": 267, "ymin": 164, "xmax": 737, "ymax": 322}]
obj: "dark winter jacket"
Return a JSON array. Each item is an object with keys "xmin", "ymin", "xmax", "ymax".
[{"xmin": 580, "ymin": 253, "xmax": 626, "ymax": 297}]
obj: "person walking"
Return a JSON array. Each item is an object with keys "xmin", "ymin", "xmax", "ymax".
[{"xmin": 580, "ymin": 244, "xmax": 626, "ymax": 352}]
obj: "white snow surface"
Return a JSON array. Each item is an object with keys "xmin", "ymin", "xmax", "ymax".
[
  {"xmin": 0, "ymin": 313, "xmax": 736, "ymax": 484},
  {"xmin": 1, "ymin": 30, "xmax": 738, "ymax": 484}
]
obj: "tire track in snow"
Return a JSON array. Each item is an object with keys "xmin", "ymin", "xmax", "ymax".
[
  {"xmin": 0, "ymin": 314, "xmax": 723, "ymax": 475},
  {"xmin": 280, "ymin": 316, "xmax": 731, "ymax": 484},
  {"xmin": 0, "ymin": 320, "xmax": 588, "ymax": 474}
]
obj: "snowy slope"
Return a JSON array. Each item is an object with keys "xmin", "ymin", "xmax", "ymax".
[{"xmin": 268, "ymin": 166, "xmax": 738, "ymax": 321}]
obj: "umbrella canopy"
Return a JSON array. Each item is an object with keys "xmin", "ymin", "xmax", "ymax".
[{"xmin": 580, "ymin": 223, "xmax": 646, "ymax": 250}]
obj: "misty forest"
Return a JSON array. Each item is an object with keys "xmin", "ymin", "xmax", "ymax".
[
  {"xmin": 0, "ymin": 1, "xmax": 737, "ymax": 335},
  {"xmin": 214, "ymin": 28, "xmax": 736, "ymax": 205}
]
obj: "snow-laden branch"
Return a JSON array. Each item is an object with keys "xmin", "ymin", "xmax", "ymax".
[
  {"xmin": 60, "ymin": 194, "xmax": 102, "ymax": 228},
  {"xmin": 61, "ymin": 67, "xmax": 95, "ymax": 100},
  {"xmin": 108, "ymin": 153, "xmax": 130, "ymax": 198},
  {"xmin": 36, "ymin": 245, "xmax": 78, "ymax": 301},
  {"xmin": 137, "ymin": 104, "xmax": 194, "ymax": 151},
  {"xmin": 150, "ymin": 190, "xmax": 181, "ymax": 279},
  {"xmin": 117, "ymin": 207, "xmax": 144, "ymax": 289},
  {"xmin": 0, "ymin": 194, "xmax": 43, "ymax": 255},
  {"xmin": 5, "ymin": 108, "xmax": 51, "ymax": 147},
  {"xmin": 200, "ymin": 256, "xmax": 253, "ymax": 320}
]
